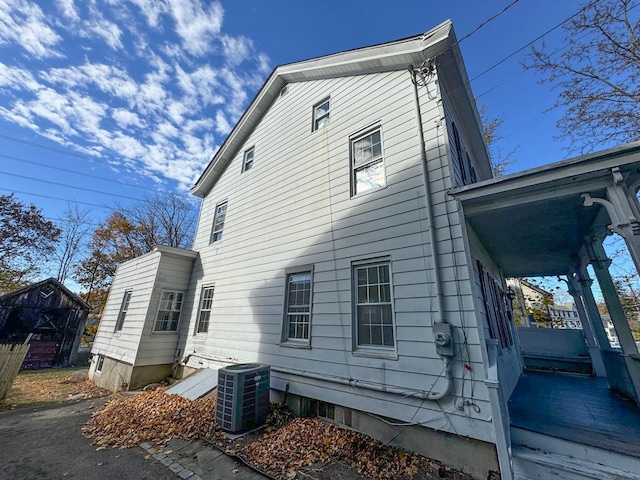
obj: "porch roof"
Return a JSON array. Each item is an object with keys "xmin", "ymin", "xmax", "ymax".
[{"xmin": 450, "ymin": 142, "xmax": 640, "ymax": 277}]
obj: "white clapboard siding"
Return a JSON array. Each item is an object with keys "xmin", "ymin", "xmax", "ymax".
[
  {"xmin": 174, "ymin": 69, "xmax": 495, "ymax": 442},
  {"xmin": 92, "ymin": 250, "xmax": 162, "ymax": 364},
  {"xmin": 92, "ymin": 248, "xmax": 196, "ymax": 367},
  {"xmin": 135, "ymin": 250, "xmax": 197, "ymax": 366}
]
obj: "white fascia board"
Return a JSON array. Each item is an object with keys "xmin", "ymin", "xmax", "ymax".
[
  {"xmin": 451, "ymin": 141, "xmax": 640, "ymax": 204},
  {"xmin": 191, "ymin": 21, "xmax": 453, "ymax": 198}
]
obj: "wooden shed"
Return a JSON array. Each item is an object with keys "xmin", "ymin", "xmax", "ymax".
[{"xmin": 0, "ymin": 278, "xmax": 90, "ymax": 369}]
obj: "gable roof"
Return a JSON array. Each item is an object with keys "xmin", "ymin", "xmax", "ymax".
[
  {"xmin": 191, "ymin": 20, "xmax": 486, "ymax": 197},
  {"xmin": 0, "ymin": 277, "xmax": 91, "ymax": 310}
]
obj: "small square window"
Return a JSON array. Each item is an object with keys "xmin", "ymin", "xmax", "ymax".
[
  {"xmin": 95, "ymin": 354, "xmax": 105, "ymax": 373},
  {"xmin": 114, "ymin": 290, "xmax": 132, "ymax": 332},
  {"xmin": 313, "ymin": 99, "xmax": 330, "ymax": 131},
  {"xmin": 210, "ymin": 201, "xmax": 227, "ymax": 243},
  {"xmin": 154, "ymin": 290, "xmax": 184, "ymax": 332},
  {"xmin": 242, "ymin": 147, "xmax": 254, "ymax": 172},
  {"xmin": 282, "ymin": 270, "xmax": 313, "ymax": 342},
  {"xmin": 196, "ymin": 286, "xmax": 214, "ymax": 334},
  {"xmin": 351, "ymin": 128, "xmax": 385, "ymax": 195}
]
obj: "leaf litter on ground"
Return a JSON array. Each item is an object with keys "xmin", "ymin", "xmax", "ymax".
[{"xmin": 82, "ymin": 389, "xmax": 476, "ymax": 480}]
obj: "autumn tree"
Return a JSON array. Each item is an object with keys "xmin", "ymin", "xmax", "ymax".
[
  {"xmin": 526, "ymin": 0, "xmax": 640, "ymax": 153},
  {"xmin": 479, "ymin": 104, "xmax": 517, "ymax": 177},
  {"xmin": 0, "ymin": 193, "xmax": 61, "ymax": 293},
  {"xmin": 74, "ymin": 193, "xmax": 196, "ymax": 314}
]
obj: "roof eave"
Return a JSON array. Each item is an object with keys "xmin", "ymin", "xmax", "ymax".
[{"xmin": 191, "ymin": 20, "xmax": 454, "ymax": 198}]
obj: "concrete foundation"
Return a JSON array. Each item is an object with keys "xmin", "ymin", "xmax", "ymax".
[
  {"xmin": 89, "ymin": 356, "xmax": 172, "ymax": 391},
  {"xmin": 273, "ymin": 390, "xmax": 499, "ymax": 479},
  {"xmin": 129, "ymin": 363, "xmax": 172, "ymax": 390},
  {"xmin": 89, "ymin": 356, "xmax": 133, "ymax": 392}
]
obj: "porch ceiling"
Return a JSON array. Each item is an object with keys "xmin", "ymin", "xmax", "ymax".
[{"xmin": 451, "ymin": 142, "xmax": 640, "ymax": 278}]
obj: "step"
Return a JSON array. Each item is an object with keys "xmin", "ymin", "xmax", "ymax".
[{"xmin": 512, "ymin": 446, "xmax": 640, "ymax": 480}]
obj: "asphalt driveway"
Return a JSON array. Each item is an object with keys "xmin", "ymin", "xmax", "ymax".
[{"xmin": 0, "ymin": 398, "xmax": 176, "ymax": 480}]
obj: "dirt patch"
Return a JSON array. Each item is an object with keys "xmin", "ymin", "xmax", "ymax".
[{"xmin": 1, "ymin": 368, "xmax": 109, "ymax": 409}]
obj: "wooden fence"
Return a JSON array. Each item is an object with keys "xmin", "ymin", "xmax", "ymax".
[{"xmin": 0, "ymin": 334, "xmax": 32, "ymax": 401}]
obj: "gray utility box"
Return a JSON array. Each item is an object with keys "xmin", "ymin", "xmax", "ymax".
[{"xmin": 215, "ymin": 363, "xmax": 270, "ymax": 433}]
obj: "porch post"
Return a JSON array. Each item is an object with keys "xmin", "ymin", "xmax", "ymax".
[
  {"xmin": 575, "ymin": 266, "xmax": 612, "ymax": 352},
  {"xmin": 567, "ymin": 273, "xmax": 607, "ymax": 377},
  {"xmin": 587, "ymin": 238, "xmax": 638, "ymax": 355},
  {"xmin": 587, "ymin": 236, "xmax": 640, "ymax": 404}
]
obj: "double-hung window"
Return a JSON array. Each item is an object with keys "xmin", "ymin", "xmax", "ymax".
[
  {"xmin": 242, "ymin": 147, "xmax": 255, "ymax": 172},
  {"xmin": 210, "ymin": 201, "xmax": 227, "ymax": 243},
  {"xmin": 196, "ymin": 286, "xmax": 214, "ymax": 334},
  {"xmin": 114, "ymin": 290, "xmax": 132, "ymax": 332},
  {"xmin": 282, "ymin": 270, "xmax": 313, "ymax": 343},
  {"xmin": 351, "ymin": 127, "xmax": 385, "ymax": 195},
  {"xmin": 154, "ymin": 290, "xmax": 184, "ymax": 332},
  {"xmin": 353, "ymin": 260, "xmax": 395, "ymax": 349},
  {"xmin": 312, "ymin": 98, "xmax": 330, "ymax": 131}
]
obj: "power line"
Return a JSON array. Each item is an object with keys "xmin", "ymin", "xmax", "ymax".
[
  {"xmin": 0, "ymin": 187, "xmax": 113, "ymax": 209},
  {"xmin": 469, "ymin": 0, "xmax": 603, "ymax": 85},
  {"xmin": 0, "ymin": 170, "xmax": 145, "ymax": 202},
  {"xmin": 454, "ymin": 0, "xmax": 521, "ymax": 47},
  {"xmin": 0, "ymin": 152, "xmax": 151, "ymax": 191}
]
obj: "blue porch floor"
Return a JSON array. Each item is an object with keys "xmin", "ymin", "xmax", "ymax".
[{"xmin": 508, "ymin": 370, "xmax": 640, "ymax": 457}]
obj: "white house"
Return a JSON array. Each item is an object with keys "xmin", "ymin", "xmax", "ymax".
[{"xmin": 90, "ymin": 20, "xmax": 640, "ymax": 480}]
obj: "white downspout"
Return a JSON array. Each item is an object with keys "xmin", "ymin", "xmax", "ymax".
[{"xmin": 410, "ymin": 65, "xmax": 452, "ymax": 399}]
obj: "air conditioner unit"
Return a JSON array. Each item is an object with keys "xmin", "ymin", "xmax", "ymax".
[{"xmin": 215, "ymin": 363, "xmax": 270, "ymax": 433}]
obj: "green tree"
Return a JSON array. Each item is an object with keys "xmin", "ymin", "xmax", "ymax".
[
  {"xmin": 526, "ymin": 0, "xmax": 640, "ymax": 153},
  {"xmin": 0, "ymin": 194, "xmax": 61, "ymax": 292}
]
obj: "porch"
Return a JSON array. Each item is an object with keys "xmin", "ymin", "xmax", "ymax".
[
  {"xmin": 452, "ymin": 142, "xmax": 640, "ymax": 479},
  {"xmin": 509, "ymin": 369, "xmax": 640, "ymax": 458}
]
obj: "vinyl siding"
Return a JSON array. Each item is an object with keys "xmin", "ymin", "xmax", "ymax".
[
  {"xmin": 91, "ymin": 249, "xmax": 196, "ymax": 368},
  {"xmin": 178, "ymin": 70, "xmax": 495, "ymax": 442},
  {"xmin": 135, "ymin": 251, "xmax": 196, "ymax": 366},
  {"xmin": 91, "ymin": 251, "xmax": 161, "ymax": 364}
]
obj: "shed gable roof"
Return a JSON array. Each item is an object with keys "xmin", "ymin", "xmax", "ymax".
[
  {"xmin": 191, "ymin": 20, "xmax": 474, "ymax": 198},
  {"xmin": 0, "ymin": 277, "xmax": 91, "ymax": 310}
]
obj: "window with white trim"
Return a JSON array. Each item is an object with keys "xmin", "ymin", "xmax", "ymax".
[
  {"xmin": 351, "ymin": 127, "xmax": 385, "ymax": 195},
  {"xmin": 196, "ymin": 286, "xmax": 214, "ymax": 334},
  {"xmin": 154, "ymin": 290, "xmax": 184, "ymax": 332},
  {"xmin": 95, "ymin": 354, "xmax": 105, "ymax": 373},
  {"xmin": 210, "ymin": 201, "xmax": 227, "ymax": 243},
  {"xmin": 353, "ymin": 260, "xmax": 395, "ymax": 348},
  {"xmin": 242, "ymin": 147, "xmax": 255, "ymax": 172},
  {"xmin": 312, "ymin": 98, "xmax": 330, "ymax": 131},
  {"xmin": 114, "ymin": 290, "xmax": 132, "ymax": 332},
  {"xmin": 282, "ymin": 270, "xmax": 313, "ymax": 342}
]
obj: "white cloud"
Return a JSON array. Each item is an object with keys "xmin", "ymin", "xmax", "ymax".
[
  {"xmin": 0, "ymin": 62, "xmax": 39, "ymax": 91},
  {"xmin": 0, "ymin": 0, "xmax": 62, "ymax": 57},
  {"xmin": 112, "ymin": 108, "xmax": 143, "ymax": 128},
  {"xmin": 167, "ymin": 0, "xmax": 223, "ymax": 56},
  {"xmin": 214, "ymin": 110, "xmax": 231, "ymax": 135},
  {"xmin": 127, "ymin": 0, "xmax": 167, "ymax": 28},
  {"xmin": 56, "ymin": 0, "xmax": 79, "ymax": 22},
  {"xmin": 221, "ymin": 34, "xmax": 252, "ymax": 66},
  {"xmin": 0, "ymin": 0, "xmax": 272, "ymax": 194}
]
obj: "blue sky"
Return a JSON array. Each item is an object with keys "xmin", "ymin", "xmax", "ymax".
[{"xmin": 0, "ymin": 0, "xmax": 591, "ymax": 230}]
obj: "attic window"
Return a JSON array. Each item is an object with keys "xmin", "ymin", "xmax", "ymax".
[
  {"xmin": 40, "ymin": 285, "xmax": 54, "ymax": 298},
  {"xmin": 312, "ymin": 98, "xmax": 330, "ymax": 131},
  {"xmin": 242, "ymin": 147, "xmax": 255, "ymax": 172}
]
